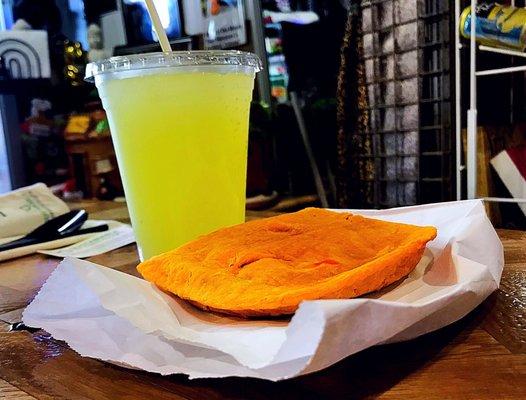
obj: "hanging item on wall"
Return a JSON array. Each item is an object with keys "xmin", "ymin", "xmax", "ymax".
[
  {"xmin": 183, "ymin": 0, "xmax": 246, "ymax": 49},
  {"xmin": 336, "ymin": 6, "xmax": 371, "ymax": 208},
  {"xmin": 63, "ymin": 40, "xmax": 86, "ymax": 87},
  {"xmin": 0, "ymin": 30, "xmax": 51, "ymax": 79}
]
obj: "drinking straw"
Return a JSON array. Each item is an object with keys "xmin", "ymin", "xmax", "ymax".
[{"xmin": 144, "ymin": 0, "xmax": 172, "ymax": 52}]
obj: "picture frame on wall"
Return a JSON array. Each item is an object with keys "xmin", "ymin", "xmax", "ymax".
[
  {"xmin": 183, "ymin": 0, "xmax": 246, "ymax": 49},
  {"xmin": 0, "ymin": 30, "xmax": 51, "ymax": 79}
]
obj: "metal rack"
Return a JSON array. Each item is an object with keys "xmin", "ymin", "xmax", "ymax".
[
  {"xmin": 360, "ymin": 0, "xmax": 453, "ymax": 207},
  {"xmin": 455, "ymin": 0, "xmax": 526, "ymax": 204}
]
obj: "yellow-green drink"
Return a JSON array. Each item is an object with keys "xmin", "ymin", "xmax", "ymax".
[{"xmin": 86, "ymin": 52, "xmax": 261, "ymax": 260}]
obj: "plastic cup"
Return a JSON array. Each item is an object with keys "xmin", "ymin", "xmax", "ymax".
[{"xmin": 85, "ymin": 51, "xmax": 261, "ymax": 260}]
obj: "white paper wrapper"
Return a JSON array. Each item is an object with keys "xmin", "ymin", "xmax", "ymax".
[
  {"xmin": 23, "ymin": 200, "xmax": 503, "ymax": 381},
  {"xmin": 38, "ymin": 220, "xmax": 135, "ymax": 258}
]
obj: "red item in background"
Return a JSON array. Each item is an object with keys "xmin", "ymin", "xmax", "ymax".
[
  {"xmin": 34, "ymin": 162, "xmax": 45, "ymax": 176},
  {"xmin": 507, "ymin": 146, "xmax": 526, "ymax": 179},
  {"xmin": 63, "ymin": 179, "xmax": 76, "ymax": 193}
]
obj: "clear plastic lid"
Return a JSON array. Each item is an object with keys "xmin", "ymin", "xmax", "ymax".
[{"xmin": 85, "ymin": 50, "xmax": 262, "ymax": 82}]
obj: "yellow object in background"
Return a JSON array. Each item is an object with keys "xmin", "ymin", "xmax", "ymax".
[
  {"xmin": 97, "ymin": 70, "xmax": 255, "ymax": 260},
  {"xmin": 65, "ymin": 115, "xmax": 90, "ymax": 135},
  {"xmin": 460, "ymin": 3, "xmax": 526, "ymax": 51}
]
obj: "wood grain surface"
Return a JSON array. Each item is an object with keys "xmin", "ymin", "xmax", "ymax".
[
  {"xmin": 0, "ymin": 201, "xmax": 525, "ymax": 399},
  {"xmin": 0, "ymin": 378, "xmax": 36, "ymax": 399}
]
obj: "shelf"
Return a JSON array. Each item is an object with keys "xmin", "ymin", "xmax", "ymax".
[
  {"xmin": 458, "ymin": 0, "xmax": 526, "ymax": 204},
  {"xmin": 483, "ymin": 197, "xmax": 526, "ymax": 204},
  {"xmin": 476, "ymin": 64, "xmax": 526, "ymax": 76},
  {"xmin": 479, "ymin": 45, "xmax": 526, "ymax": 58}
]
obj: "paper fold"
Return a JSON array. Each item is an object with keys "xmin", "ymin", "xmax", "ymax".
[{"xmin": 23, "ymin": 200, "xmax": 503, "ymax": 381}]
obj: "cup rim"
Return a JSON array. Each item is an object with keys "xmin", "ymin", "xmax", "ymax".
[{"xmin": 85, "ymin": 50, "xmax": 262, "ymax": 82}]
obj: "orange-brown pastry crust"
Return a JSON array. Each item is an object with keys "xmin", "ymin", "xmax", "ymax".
[{"xmin": 138, "ymin": 208, "xmax": 437, "ymax": 317}]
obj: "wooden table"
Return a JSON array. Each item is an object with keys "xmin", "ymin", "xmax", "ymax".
[{"xmin": 0, "ymin": 201, "xmax": 525, "ymax": 399}]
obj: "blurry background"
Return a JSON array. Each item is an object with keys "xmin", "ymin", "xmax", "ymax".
[{"xmin": 0, "ymin": 0, "xmax": 524, "ymax": 229}]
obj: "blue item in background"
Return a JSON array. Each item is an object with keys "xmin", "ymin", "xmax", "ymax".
[{"xmin": 122, "ymin": 0, "xmax": 182, "ymax": 45}]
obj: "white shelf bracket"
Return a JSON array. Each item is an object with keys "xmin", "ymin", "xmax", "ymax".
[
  {"xmin": 467, "ymin": 0, "xmax": 478, "ymax": 200},
  {"xmin": 467, "ymin": 110, "xmax": 477, "ymax": 199}
]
